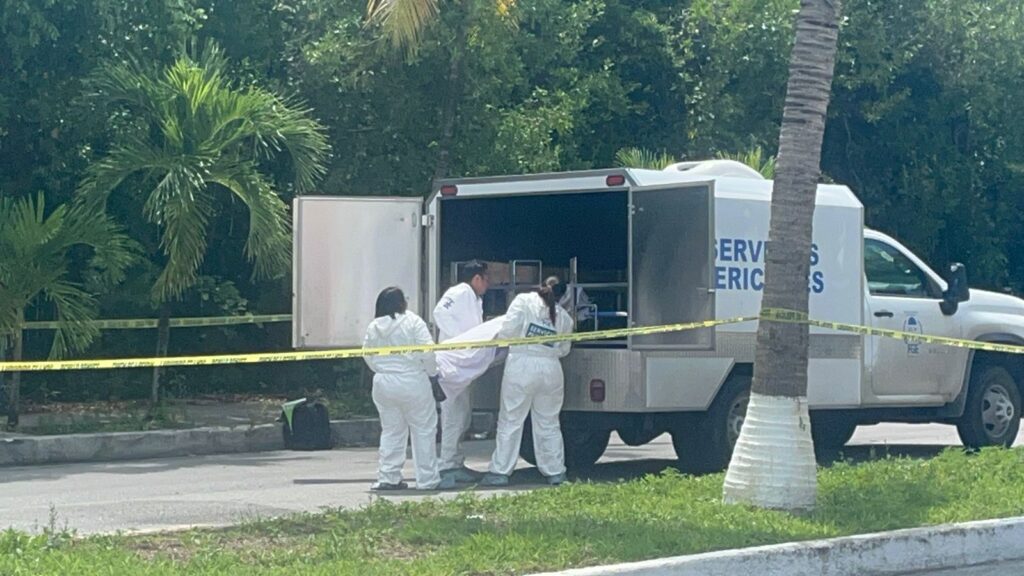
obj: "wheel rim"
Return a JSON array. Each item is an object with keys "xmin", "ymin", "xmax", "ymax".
[
  {"xmin": 727, "ymin": 393, "xmax": 749, "ymax": 447},
  {"xmin": 982, "ymin": 383, "xmax": 1016, "ymax": 440}
]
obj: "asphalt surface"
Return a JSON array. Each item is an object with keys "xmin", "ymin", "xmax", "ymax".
[
  {"xmin": 902, "ymin": 560, "xmax": 1024, "ymax": 575},
  {"xmin": 2, "ymin": 422, "xmax": 1021, "ymax": 536}
]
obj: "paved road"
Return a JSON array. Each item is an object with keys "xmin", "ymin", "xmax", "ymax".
[
  {"xmin": 901, "ymin": 560, "xmax": 1024, "ymax": 575},
  {"xmin": 0, "ymin": 423, "xmax": 1020, "ymax": 536}
]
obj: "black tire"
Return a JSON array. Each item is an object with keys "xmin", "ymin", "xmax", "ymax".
[
  {"xmin": 957, "ymin": 363, "xmax": 1022, "ymax": 449},
  {"xmin": 810, "ymin": 411, "xmax": 858, "ymax": 451},
  {"xmin": 519, "ymin": 414, "xmax": 611, "ymax": 470},
  {"xmin": 672, "ymin": 373, "xmax": 750, "ymax": 474}
]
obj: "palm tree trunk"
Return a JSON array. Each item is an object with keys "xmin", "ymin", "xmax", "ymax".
[
  {"xmin": 723, "ymin": 0, "xmax": 842, "ymax": 511},
  {"xmin": 6, "ymin": 314, "xmax": 23, "ymax": 430},
  {"xmin": 150, "ymin": 303, "xmax": 171, "ymax": 408}
]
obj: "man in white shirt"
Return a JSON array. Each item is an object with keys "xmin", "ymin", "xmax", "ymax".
[{"xmin": 432, "ymin": 260, "xmax": 489, "ymax": 483}]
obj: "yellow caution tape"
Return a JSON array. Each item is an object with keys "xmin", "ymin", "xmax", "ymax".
[
  {"xmin": 6, "ymin": 308, "xmax": 1024, "ymax": 373},
  {"xmin": 0, "ymin": 316, "xmax": 750, "ymax": 373},
  {"xmin": 21, "ymin": 314, "xmax": 292, "ymax": 331},
  {"xmin": 760, "ymin": 308, "xmax": 1024, "ymax": 355}
]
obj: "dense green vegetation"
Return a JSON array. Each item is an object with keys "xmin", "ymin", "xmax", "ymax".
[{"xmin": 2, "ymin": 0, "xmax": 1022, "ymax": 407}]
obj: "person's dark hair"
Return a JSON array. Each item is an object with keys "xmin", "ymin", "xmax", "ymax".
[
  {"xmin": 537, "ymin": 276, "xmax": 566, "ymax": 325},
  {"xmin": 458, "ymin": 260, "xmax": 488, "ymax": 284},
  {"xmin": 375, "ymin": 287, "xmax": 408, "ymax": 319}
]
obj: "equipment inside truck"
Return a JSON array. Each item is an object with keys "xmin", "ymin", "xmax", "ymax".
[{"xmin": 439, "ymin": 190, "xmax": 629, "ymax": 347}]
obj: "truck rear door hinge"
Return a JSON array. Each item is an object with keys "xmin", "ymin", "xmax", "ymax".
[{"xmin": 421, "ymin": 214, "xmax": 435, "ymax": 227}]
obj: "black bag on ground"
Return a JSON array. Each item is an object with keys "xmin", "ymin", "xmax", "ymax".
[{"xmin": 281, "ymin": 398, "xmax": 333, "ymax": 450}]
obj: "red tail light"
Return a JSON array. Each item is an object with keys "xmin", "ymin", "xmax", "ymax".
[
  {"xmin": 606, "ymin": 174, "xmax": 626, "ymax": 187},
  {"xmin": 440, "ymin": 184, "xmax": 458, "ymax": 196},
  {"xmin": 590, "ymin": 379, "xmax": 606, "ymax": 403}
]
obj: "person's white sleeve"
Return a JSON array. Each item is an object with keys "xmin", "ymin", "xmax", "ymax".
[
  {"xmin": 433, "ymin": 287, "xmax": 477, "ymax": 341},
  {"xmin": 556, "ymin": 311, "xmax": 574, "ymax": 358},
  {"xmin": 497, "ymin": 295, "xmax": 528, "ymax": 340},
  {"xmin": 412, "ymin": 315, "xmax": 439, "ymax": 377},
  {"xmin": 362, "ymin": 328, "xmax": 384, "ymax": 373}
]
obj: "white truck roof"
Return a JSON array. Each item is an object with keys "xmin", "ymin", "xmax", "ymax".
[
  {"xmin": 436, "ymin": 159, "xmax": 863, "ymax": 210},
  {"xmin": 627, "ymin": 160, "xmax": 863, "ymax": 209}
]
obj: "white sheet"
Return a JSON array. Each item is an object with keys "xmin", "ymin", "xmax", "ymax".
[{"xmin": 436, "ymin": 316, "xmax": 506, "ymax": 398}]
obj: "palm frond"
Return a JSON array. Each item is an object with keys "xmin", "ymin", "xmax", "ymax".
[
  {"xmin": 249, "ymin": 92, "xmax": 330, "ymax": 194},
  {"xmin": 77, "ymin": 140, "xmax": 171, "ymax": 209},
  {"xmin": 614, "ymin": 147, "xmax": 677, "ymax": 170},
  {"xmin": 209, "ymin": 160, "xmax": 291, "ymax": 280},
  {"xmin": 43, "ymin": 280, "xmax": 101, "ymax": 359},
  {"xmin": 59, "ymin": 202, "xmax": 139, "ymax": 287},
  {"xmin": 149, "ymin": 166, "xmax": 214, "ymax": 302},
  {"xmin": 366, "ymin": 0, "xmax": 440, "ymax": 53},
  {"xmin": 716, "ymin": 146, "xmax": 777, "ymax": 179}
]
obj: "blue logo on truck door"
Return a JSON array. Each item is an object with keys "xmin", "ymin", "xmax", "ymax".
[
  {"xmin": 714, "ymin": 238, "xmax": 825, "ymax": 294},
  {"xmin": 903, "ymin": 316, "xmax": 922, "ymax": 355}
]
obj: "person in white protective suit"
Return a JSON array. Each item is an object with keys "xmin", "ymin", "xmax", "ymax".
[
  {"xmin": 482, "ymin": 276, "xmax": 574, "ymax": 487},
  {"xmin": 432, "ymin": 260, "xmax": 490, "ymax": 483},
  {"xmin": 363, "ymin": 287, "xmax": 455, "ymax": 491}
]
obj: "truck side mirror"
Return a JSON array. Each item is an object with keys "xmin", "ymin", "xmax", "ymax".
[{"xmin": 940, "ymin": 262, "xmax": 969, "ymax": 315}]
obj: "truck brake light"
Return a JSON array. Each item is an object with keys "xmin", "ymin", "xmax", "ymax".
[
  {"xmin": 590, "ymin": 379, "xmax": 606, "ymax": 403},
  {"xmin": 440, "ymin": 184, "xmax": 458, "ymax": 196},
  {"xmin": 606, "ymin": 174, "xmax": 626, "ymax": 187}
]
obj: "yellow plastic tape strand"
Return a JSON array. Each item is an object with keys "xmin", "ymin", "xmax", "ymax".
[
  {"xmin": 0, "ymin": 316, "xmax": 752, "ymax": 373},
  {"xmin": 21, "ymin": 314, "xmax": 293, "ymax": 331},
  {"xmin": 760, "ymin": 308, "xmax": 1024, "ymax": 355}
]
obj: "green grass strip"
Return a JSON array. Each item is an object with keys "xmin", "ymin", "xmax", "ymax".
[{"xmin": 3, "ymin": 448, "xmax": 1023, "ymax": 575}]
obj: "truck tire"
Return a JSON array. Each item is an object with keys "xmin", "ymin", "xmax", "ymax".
[
  {"xmin": 956, "ymin": 363, "xmax": 1021, "ymax": 449},
  {"xmin": 519, "ymin": 415, "xmax": 611, "ymax": 470},
  {"xmin": 672, "ymin": 373, "xmax": 750, "ymax": 474},
  {"xmin": 810, "ymin": 411, "xmax": 858, "ymax": 452}
]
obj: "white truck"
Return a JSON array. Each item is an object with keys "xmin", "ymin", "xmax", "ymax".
[{"xmin": 292, "ymin": 160, "xmax": 1024, "ymax": 471}]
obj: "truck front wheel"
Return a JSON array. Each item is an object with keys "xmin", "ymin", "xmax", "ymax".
[{"xmin": 956, "ymin": 363, "xmax": 1021, "ymax": 449}]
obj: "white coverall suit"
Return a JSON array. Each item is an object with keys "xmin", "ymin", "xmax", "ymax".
[
  {"xmin": 363, "ymin": 312, "xmax": 442, "ymax": 489},
  {"xmin": 432, "ymin": 282, "xmax": 484, "ymax": 472},
  {"xmin": 488, "ymin": 292, "xmax": 574, "ymax": 478}
]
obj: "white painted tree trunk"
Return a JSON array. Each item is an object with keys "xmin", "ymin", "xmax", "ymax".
[{"xmin": 723, "ymin": 392, "xmax": 817, "ymax": 509}]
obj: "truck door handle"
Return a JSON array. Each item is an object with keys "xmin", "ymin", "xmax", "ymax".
[{"xmin": 874, "ymin": 310, "xmax": 894, "ymax": 318}]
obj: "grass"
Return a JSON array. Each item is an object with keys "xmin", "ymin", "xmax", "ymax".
[
  {"xmin": 19, "ymin": 403, "xmax": 192, "ymax": 436},
  {"xmin": 2, "ymin": 448, "xmax": 1024, "ymax": 575}
]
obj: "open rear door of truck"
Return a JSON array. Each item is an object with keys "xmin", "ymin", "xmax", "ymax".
[
  {"xmin": 293, "ymin": 196, "xmax": 423, "ymax": 349},
  {"xmin": 629, "ymin": 181, "xmax": 715, "ymax": 350}
]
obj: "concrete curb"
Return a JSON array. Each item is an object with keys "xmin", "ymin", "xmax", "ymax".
[
  {"xmin": 0, "ymin": 411, "xmax": 497, "ymax": 467},
  {"xmin": 532, "ymin": 516, "xmax": 1024, "ymax": 576}
]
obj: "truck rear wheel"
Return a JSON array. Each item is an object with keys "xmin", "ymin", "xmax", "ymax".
[
  {"xmin": 956, "ymin": 363, "xmax": 1021, "ymax": 449},
  {"xmin": 519, "ymin": 415, "xmax": 611, "ymax": 470},
  {"xmin": 672, "ymin": 373, "xmax": 750, "ymax": 474}
]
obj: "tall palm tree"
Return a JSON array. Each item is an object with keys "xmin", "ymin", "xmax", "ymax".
[
  {"xmin": 723, "ymin": 0, "xmax": 843, "ymax": 510},
  {"xmin": 78, "ymin": 45, "xmax": 330, "ymax": 405},
  {"xmin": 0, "ymin": 193, "xmax": 135, "ymax": 428}
]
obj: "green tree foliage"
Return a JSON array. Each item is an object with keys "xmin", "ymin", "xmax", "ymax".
[{"xmin": 1, "ymin": 0, "xmax": 1023, "ymax": 404}]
